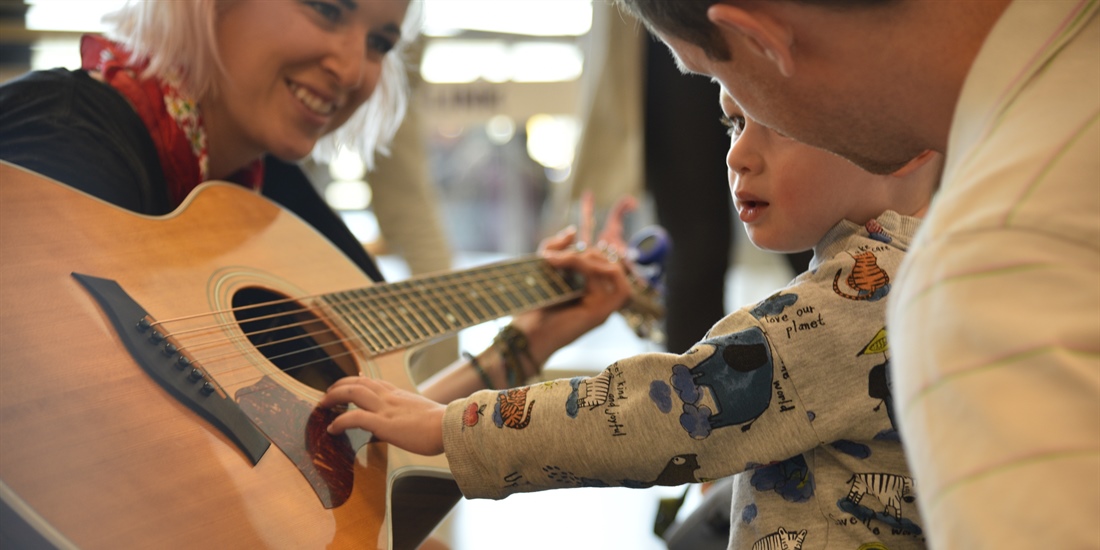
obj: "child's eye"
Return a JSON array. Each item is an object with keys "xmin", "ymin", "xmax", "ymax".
[
  {"xmin": 720, "ymin": 114, "xmax": 746, "ymax": 139},
  {"xmin": 305, "ymin": 1, "xmax": 342, "ymax": 23}
]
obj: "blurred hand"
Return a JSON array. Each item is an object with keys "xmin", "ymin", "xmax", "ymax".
[
  {"xmin": 511, "ymin": 192, "xmax": 638, "ymax": 370},
  {"xmin": 320, "ymin": 376, "xmax": 446, "ymax": 456}
]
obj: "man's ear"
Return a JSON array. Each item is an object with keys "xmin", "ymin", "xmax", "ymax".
[
  {"xmin": 707, "ymin": 3, "xmax": 795, "ymax": 77},
  {"xmin": 890, "ymin": 149, "xmax": 940, "ymax": 178}
]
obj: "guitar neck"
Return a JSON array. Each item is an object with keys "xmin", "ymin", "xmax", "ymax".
[{"xmin": 320, "ymin": 256, "xmax": 583, "ymax": 354}]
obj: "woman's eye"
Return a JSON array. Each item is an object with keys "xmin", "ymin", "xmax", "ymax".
[
  {"xmin": 368, "ymin": 33, "xmax": 396, "ymax": 55},
  {"xmin": 720, "ymin": 114, "xmax": 746, "ymax": 139},
  {"xmin": 305, "ymin": 1, "xmax": 342, "ymax": 22}
]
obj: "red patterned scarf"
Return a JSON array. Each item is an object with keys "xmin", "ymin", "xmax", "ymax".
[{"xmin": 80, "ymin": 35, "xmax": 262, "ymax": 206}]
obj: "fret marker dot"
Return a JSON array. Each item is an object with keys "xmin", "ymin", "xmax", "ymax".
[
  {"xmin": 446, "ymin": 314, "xmax": 457, "ymax": 323},
  {"xmin": 525, "ymin": 276, "xmax": 535, "ymax": 286}
]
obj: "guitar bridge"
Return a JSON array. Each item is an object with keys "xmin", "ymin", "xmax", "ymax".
[{"xmin": 73, "ymin": 272, "xmax": 270, "ymax": 465}]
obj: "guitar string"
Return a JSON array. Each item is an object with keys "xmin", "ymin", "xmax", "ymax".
[
  {"xmin": 158, "ymin": 257, "xmax": 567, "ymax": 354},
  {"xmin": 208, "ymin": 279, "xmax": 585, "ymax": 401},
  {"xmin": 148, "ymin": 258, "xmax": 655, "ymax": 402},
  {"xmin": 155, "ymin": 260, "xmax": 580, "ymax": 397},
  {"xmin": 145, "ymin": 256, "xmax": 550, "ymax": 335},
  {"xmin": 166, "ymin": 259, "xmax": 566, "ymax": 359}
]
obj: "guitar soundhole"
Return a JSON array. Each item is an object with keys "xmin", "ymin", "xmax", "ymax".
[{"xmin": 232, "ymin": 287, "xmax": 358, "ymax": 391}]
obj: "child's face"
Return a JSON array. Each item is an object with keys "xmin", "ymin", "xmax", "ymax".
[{"xmin": 720, "ymin": 91, "xmax": 888, "ymax": 253}]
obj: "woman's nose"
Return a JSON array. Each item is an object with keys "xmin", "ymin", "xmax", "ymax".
[{"xmin": 323, "ymin": 30, "xmax": 372, "ymax": 90}]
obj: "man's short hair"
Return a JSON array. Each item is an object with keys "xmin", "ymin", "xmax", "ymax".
[{"xmin": 616, "ymin": 0, "xmax": 899, "ymax": 62}]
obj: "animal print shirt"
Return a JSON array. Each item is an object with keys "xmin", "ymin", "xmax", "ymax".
[{"xmin": 443, "ymin": 211, "xmax": 927, "ymax": 550}]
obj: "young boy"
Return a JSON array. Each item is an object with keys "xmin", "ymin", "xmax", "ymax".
[{"xmin": 320, "ymin": 88, "xmax": 942, "ymax": 549}]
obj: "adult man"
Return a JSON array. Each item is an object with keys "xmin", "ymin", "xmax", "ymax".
[{"xmin": 616, "ymin": 0, "xmax": 1100, "ymax": 548}]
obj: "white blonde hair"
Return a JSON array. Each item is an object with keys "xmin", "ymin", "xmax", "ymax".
[{"xmin": 103, "ymin": 0, "xmax": 422, "ymax": 169}]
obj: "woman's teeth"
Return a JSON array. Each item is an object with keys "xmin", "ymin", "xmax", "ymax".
[{"xmin": 289, "ymin": 83, "xmax": 337, "ymax": 116}]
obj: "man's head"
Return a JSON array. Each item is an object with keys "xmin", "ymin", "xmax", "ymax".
[{"xmin": 617, "ymin": 0, "xmax": 1009, "ymax": 174}]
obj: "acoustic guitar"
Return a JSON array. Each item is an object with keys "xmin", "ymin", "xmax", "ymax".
[{"xmin": 0, "ymin": 161, "xmax": 661, "ymax": 549}]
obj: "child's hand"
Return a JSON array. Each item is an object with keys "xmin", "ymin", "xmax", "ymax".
[{"xmin": 319, "ymin": 376, "xmax": 446, "ymax": 456}]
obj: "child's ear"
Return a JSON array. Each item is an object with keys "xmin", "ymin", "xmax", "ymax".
[{"xmin": 707, "ymin": 4, "xmax": 795, "ymax": 77}]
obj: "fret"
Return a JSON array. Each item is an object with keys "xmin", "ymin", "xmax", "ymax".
[
  {"xmin": 389, "ymin": 281, "xmax": 435, "ymax": 345},
  {"xmin": 403, "ymin": 281, "xmax": 446, "ymax": 340},
  {"xmin": 520, "ymin": 267, "xmax": 553, "ymax": 303},
  {"xmin": 318, "ymin": 258, "xmax": 594, "ymax": 356},
  {"xmin": 463, "ymin": 268, "xmax": 501, "ymax": 321},
  {"xmin": 504, "ymin": 265, "xmax": 538, "ymax": 309},
  {"xmin": 347, "ymin": 290, "xmax": 400, "ymax": 349},
  {"xmin": 354, "ymin": 288, "xmax": 402, "ymax": 347},
  {"xmin": 369, "ymin": 281, "xmax": 420, "ymax": 345},
  {"xmin": 468, "ymin": 265, "xmax": 508, "ymax": 317},
  {"xmin": 364, "ymin": 286, "xmax": 414, "ymax": 350},
  {"xmin": 433, "ymin": 278, "xmax": 477, "ymax": 328},
  {"xmin": 328, "ymin": 290, "xmax": 386, "ymax": 353},
  {"xmin": 416, "ymin": 275, "xmax": 462, "ymax": 333},
  {"xmin": 346, "ymin": 289, "xmax": 397, "ymax": 350},
  {"xmin": 355, "ymin": 289, "xmax": 402, "ymax": 350},
  {"xmin": 488, "ymin": 265, "xmax": 525, "ymax": 313},
  {"xmin": 321, "ymin": 292, "xmax": 367, "ymax": 351},
  {"xmin": 540, "ymin": 261, "xmax": 580, "ymax": 295}
]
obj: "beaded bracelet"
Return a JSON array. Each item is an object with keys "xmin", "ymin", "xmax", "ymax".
[
  {"xmin": 462, "ymin": 351, "xmax": 495, "ymax": 390},
  {"xmin": 493, "ymin": 324, "xmax": 537, "ymax": 387}
]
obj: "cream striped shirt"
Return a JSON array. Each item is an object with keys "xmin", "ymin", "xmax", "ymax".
[{"xmin": 888, "ymin": 1, "xmax": 1100, "ymax": 548}]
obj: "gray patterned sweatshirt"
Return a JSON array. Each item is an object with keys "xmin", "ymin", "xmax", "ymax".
[{"xmin": 443, "ymin": 211, "xmax": 927, "ymax": 550}]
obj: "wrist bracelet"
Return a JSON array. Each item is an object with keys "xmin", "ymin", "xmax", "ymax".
[
  {"xmin": 462, "ymin": 351, "xmax": 495, "ymax": 390},
  {"xmin": 493, "ymin": 324, "xmax": 537, "ymax": 387}
]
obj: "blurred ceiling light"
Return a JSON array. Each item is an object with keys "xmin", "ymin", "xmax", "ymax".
[
  {"xmin": 485, "ymin": 114, "xmax": 516, "ymax": 145},
  {"xmin": 423, "ymin": 0, "xmax": 592, "ymax": 37},
  {"xmin": 325, "ymin": 180, "xmax": 373, "ymax": 211},
  {"xmin": 326, "ymin": 147, "xmax": 370, "ymax": 211},
  {"xmin": 25, "ymin": 0, "xmax": 126, "ymax": 32},
  {"xmin": 421, "ymin": 40, "xmax": 583, "ymax": 84},
  {"xmin": 339, "ymin": 210, "xmax": 381, "ymax": 245},
  {"xmin": 545, "ymin": 165, "xmax": 572, "ymax": 184},
  {"xmin": 420, "ymin": 40, "xmax": 506, "ymax": 84},
  {"xmin": 525, "ymin": 114, "xmax": 578, "ymax": 170},
  {"xmin": 509, "ymin": 42, "xmax": 583, "ymax": 82},
  {"xmin": 328, "ymin": 147, "xmax": 366, "ymax": 182}
]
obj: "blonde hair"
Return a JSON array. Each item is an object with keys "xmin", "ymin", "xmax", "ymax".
[{"xmin": 103, "ymin": 0, "xmax": 422, "ymax": 169}]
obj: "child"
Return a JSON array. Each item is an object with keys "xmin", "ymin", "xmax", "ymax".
[{"xmin": 321, "ymin": 88, "xmax": 943, "ymax": 550}]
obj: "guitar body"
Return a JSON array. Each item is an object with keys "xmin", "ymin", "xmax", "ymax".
[{"xmin": 0, "ymin": 162, "xmax": 459, "ymax": 549}]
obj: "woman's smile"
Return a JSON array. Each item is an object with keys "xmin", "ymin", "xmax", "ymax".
[{"xmin": 287, "ymin": 80, "xmax": 340, "ymax": 117}]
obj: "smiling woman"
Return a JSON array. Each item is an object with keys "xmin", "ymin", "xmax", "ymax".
[
  {"xmin": 202, "ymin": 0, "xmax": 407, "ymax": 178},
  {"xmin": 0, "ymin": 0, "xmax": 641, "ymax": 548}
]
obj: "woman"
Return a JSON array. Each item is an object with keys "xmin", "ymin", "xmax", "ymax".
[
  {"xmin": 0, "ymin": 0, "xmax": 632, "ymax": 397},
  {"xmin": 0, "ymin": 0, "xmax": 633, "ymax": 546}
]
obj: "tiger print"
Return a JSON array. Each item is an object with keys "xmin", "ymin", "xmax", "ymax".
[
  {"xmin": 833, "ymin": 251, "xmax": 890, "ymax": 301},
  {"xmin": 496, "ymin": 387, "xmax": 536, "ymax": 429}
]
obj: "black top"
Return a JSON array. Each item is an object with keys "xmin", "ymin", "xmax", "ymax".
[{"xmin": 0, "ymin": 68, "xmax": 385, "ymax": 282}]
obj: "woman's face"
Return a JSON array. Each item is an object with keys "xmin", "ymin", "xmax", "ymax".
[{"xmin": 204, "ymin": 0, "xmax": 407, "ymax": 175}]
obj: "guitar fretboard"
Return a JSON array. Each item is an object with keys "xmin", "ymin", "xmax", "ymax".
[{"xmin": 320, "ymin": 257, "xmax": 583, "ymax": 354}]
